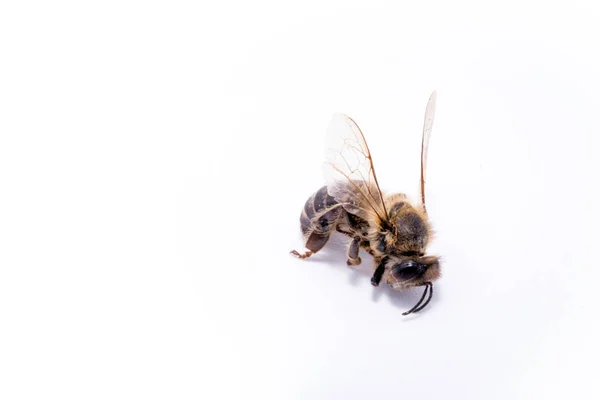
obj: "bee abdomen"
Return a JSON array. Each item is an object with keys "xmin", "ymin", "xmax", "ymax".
[
  {"xmin": 300, "ymin": 186, "xmax": 343, "ymax": 252},
  {"xmin": 300, "ymin": 186, "xmax": 338, "ymax": 232}
]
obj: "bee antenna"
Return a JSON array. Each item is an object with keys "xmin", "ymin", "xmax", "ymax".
[
  {"xmin": 402, "ymin": 282, "xmax": 433, "ymax": 315},
  {"xmin": 402, "ymin": 282, "xmax": 431, "ymax": 316},
  {"xmin": 413, "ymin": 282, "xmax": 433, "ymax": 313}
]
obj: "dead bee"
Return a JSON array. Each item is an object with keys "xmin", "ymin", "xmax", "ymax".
[{"xmin": 291, "ymin": 92, "xmax": 441, "ymax": 315}]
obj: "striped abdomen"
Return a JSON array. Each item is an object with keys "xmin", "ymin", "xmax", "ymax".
[{"xmin": 300, "ymin": 186, "xmax": 344, "ymax": 252}]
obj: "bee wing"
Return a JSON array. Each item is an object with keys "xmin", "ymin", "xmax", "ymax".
[
  {"xmin": 324, "ymin": 113, "xmax": 389, "ymax": 223},
  {"xmin": 420, "ymin": 91, "xmax": 437, "ymax": 214}
]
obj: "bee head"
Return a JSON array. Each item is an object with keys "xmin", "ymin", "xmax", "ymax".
[{"xmin": 386, "ymin": 255, "xmax": 441, "ymax": 290}]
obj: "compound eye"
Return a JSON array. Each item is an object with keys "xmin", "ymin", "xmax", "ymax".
[
  {"xmin": 398, "ymin": 266, "xmax": 419, "ymax": 280},
  {"xmin": 399, "ymin": 260, "xmax": 418, "ymax": 269},
  {"xmin": 393, "ymin": 261, "xmax": 422, "ymax": 280}
]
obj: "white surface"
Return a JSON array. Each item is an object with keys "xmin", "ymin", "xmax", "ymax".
[{"xmin": 1, "ymin": 1, "xmax": 600, "ymax": 399}]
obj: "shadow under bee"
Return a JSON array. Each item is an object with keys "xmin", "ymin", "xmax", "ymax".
[{"xmin": 295, "ymin": 232, "xmax": 370, "ymax": 288}]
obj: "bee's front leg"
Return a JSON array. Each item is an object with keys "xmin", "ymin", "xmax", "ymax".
[{"xmin": 370, "ymin": 257, "xmax": 387, "ymax": 287}]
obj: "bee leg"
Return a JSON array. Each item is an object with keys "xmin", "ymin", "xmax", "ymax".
[
  {"xmin": 346, "ymin": 237, "xmax": 362, "ymax": 266},
  {"xmin": 290, "ymin": 231, "xmax": 331, "ymax": 260},
  {"xmin": 370, "ymin": 258, "xmax": 387, "ymax": 286},
  {"xmin": 290, "ymin": 249, "xmax": 313, "ymax": 259}
]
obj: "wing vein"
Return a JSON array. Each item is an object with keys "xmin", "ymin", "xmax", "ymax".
[{"xmin": 324, "ymin": 114, "xmax": 389, "ymax": 224}]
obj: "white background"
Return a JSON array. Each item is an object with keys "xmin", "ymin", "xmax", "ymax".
[{"xmin": 1, "ymin": 1, "xmax": 600, "ymax": 399}]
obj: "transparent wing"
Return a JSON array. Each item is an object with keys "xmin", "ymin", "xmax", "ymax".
[
  {"xmin": 324, "ymin": 113, "xmax": 389, "ymax": 222},
  {"xmin": 420, "ymin": 91, "xmax": 437, "ymax": 214}
]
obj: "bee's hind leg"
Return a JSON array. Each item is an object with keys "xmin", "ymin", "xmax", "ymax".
[
  {"xmin": 290, "ymin": 231, "xmax": 331, "ymax": 260},
  {"xmin": 290, "ymin": 249, "xmax": 313, "ymax": 259},
  {"xmin": 346, "ymin": 237, "xmax": 362, "ymax": 266}
]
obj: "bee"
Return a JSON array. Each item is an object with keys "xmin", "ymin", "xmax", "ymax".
[{"xmin": 290, "ymin": 92, "xmax": 441, "ymax": 315}]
